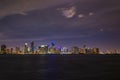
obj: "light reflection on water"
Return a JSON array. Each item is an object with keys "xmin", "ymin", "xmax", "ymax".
[{"xmin": 0, "ymin": 54, "xmax": 119, "ymax": 80}]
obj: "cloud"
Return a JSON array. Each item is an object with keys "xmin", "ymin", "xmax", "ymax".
[
  {"xmin": 58, "ymin": 6, "xmax": 76, "ymax": 18},
  {"xmin": 77, "ymin": 12, "xmax": 94, "ymax": 19},
  {"xmin": 18, "ymin": 11, "xmax": 28, "ymax": 16},
  {"xmin": 100, "ymin": 28, "xmax": 104, "ymax": 32},
  {"xmin": 0, "ymin": 0, "xmax": 76, "ymax": 17},
  {"xmin": 78, "ymin": 14, "xmax": 85, "ymax": 18},
  {"xmin": 89, "ymin": 12, "xmax": 94, "ymax": 16}
]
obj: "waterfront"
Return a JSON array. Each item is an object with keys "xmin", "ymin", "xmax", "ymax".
[{"xmin": 0, "ymin": 54, "xmax": 120, "ymax": 80}]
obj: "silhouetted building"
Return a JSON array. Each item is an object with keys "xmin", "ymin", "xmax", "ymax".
[
  {"xmin": 1, "ymin": 44, "xmax": 7, "ymax": 54},
  {"xmin": 31, "ymin": 41, "xmax": 34, "ymax": 54}
]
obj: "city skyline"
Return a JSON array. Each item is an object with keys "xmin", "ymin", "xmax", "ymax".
[
  {"xmin": 0, "ymin": 0, "xmax": 120, "ymax": 51},
  {"xmin": 0, "ymin": 41, "xmax": 102, "ymax": 54},
  {"xmin": 0, "ymin": 41, "xmax": 119, "ymax": 54}
]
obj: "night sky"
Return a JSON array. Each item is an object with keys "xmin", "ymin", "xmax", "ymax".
[{"xmin": 0, "ymin": 0, "xmax": 120, "ymax": 51}]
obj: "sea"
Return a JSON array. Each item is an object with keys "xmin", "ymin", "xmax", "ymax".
[{"xmin": 0, "ymin": 54, "xmax": 120, "ymax": 80}]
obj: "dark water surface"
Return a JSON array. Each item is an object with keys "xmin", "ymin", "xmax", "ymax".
[{"xmin": 0, "ymin": 54, "xmax": 120, "ymax": 80}]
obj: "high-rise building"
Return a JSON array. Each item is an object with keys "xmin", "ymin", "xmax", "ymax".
[
  {"xmin": 48, "ymin": 46, "xmax": 56, "ymax": 54},
  {"xmin": 86, "ymin": 48, "xmax": 93, "ymax": 54},
  {"xmin": 48, "ymin": 41, "xmax": 56, "ymax": 54},
  {"xmin": 72, "ymin": 46, "xmax": 79, "ymax": 54},
  {"xmin": 24, "ymin": 43, "xmax": 29, "ymax": 54},
  {"xmin": 92, "ymin": 48, "xmax": 99, "ymax": 54},
  {"xmin": 38, "ymin": 45, "xmax": 48, "ymax": 54},
  {"xmin": 61, "ymin": 47, "xmax": 68, "ymax": 54},
  {"xmin": 1, "ymin": 44, "xmax": 7, "ymax": 54},
  {"xmin": 30, "ymin": 41, "xmax": 34, "ymax": 54},
  {"xmin": 80, "ymin": 48, "xmax": 86, "ymax": 54}
]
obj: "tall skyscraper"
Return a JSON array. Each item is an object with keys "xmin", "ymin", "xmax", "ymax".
[
  {"xmin": 24, "ymin": 43, "xmax": 29, "ymax": 54},
  {"xmin": 31, "ymin": 41, "xmax": 34, "ymax": 54}
]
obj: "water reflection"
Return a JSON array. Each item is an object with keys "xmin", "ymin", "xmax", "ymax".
[{"xmin": 0, "ymin": 54, "xmax": 119, "ymax": 80}]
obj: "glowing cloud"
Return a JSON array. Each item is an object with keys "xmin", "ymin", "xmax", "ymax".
[
  {"xmin": 100, "ymin": 29, "xmax": 104, "ymax": 32},
  {"xmin": 78, "ymin": 14, "xmax": 85, "ymax": 18},
  {"xmin": 58, "ymin": 6, "xmax": 76, "ymax": 18},
  {"xmin": 89, "ymin": 12, "xmax": 94, "ymax": 16},
  {"xmin": 0, "ymin": 0, "xmax": 75, "ymax": 17}
]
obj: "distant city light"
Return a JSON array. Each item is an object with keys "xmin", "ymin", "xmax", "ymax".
[{"xmin": 0, "ymin": 41, "xmax": 119, "ymax": 55}]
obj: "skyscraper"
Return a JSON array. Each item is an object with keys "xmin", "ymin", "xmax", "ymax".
[
  {"xmin": 31, "ymin": 41, "xmax": 34, "ymax": 54},
  {"xmin": 24, "ymin": 43, "xmax": 29, "ymax": 54}
]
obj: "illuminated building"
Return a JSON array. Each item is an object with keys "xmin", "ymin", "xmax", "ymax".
[
  {"xmin": 55, "ymin": 46, "xmax": 61, "ymax": 54},
  {"xmin": 48, "ymin": 46, "xmax": 56, "ymax": 54},
  {"xmin": 80, "ymin": 48, "xmax": 87, "ymax": 54},
  {"xmin": 80, "ymin": 45, "xmax": 88, "ymax": 54},
  {"xmin": 39, "ymin": 46, "xmax": 44, "ymax": 54},
  {"xmin": 80, "ymin": 47, "xmax": 100, "ymax": 54},
  {"xmin": 72, "ymin": 46, "xmax": 79, "ymax": 54},
  {"xmin": 61, "ymin": 47, "xmax": 69, "ymax": 54},
  {"xmin": 30, "ymin": 41, "xmax": 35, "ymax": 54},
  {"xmin": 0, "ymin": 41, "xmax": 102, "ymax": 55},
  {"xmin": 24, "ymin": 43, "xmax": 29, "ymax": 54},
  {"xmin": 86, "ymin": 48, "xmax": 93, "ymax": 54},
  {"xmin": 1, "ymin": 44, "xmax": 7, "ymax": 54},
  {"xmin": 38, "ymin": 45, "xmax": 48, "ymax": 54},
  {"xmin": 6, "ymin": 49, "xmax": 10, "ymax": 54},
  {"xmin": 48, "ymin": 41, "xmax": 56, "ymax": 54},
  {"xmin": 15, "ymin": 47, "xmax": 20, "ymax": 54},
  {"xmin": 92, "ymin": 48, "xmax": 99, "ymax": 54},
  {"xmin": 56, "ymin": 49, "xmax": 61, "ymax": 54}
]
